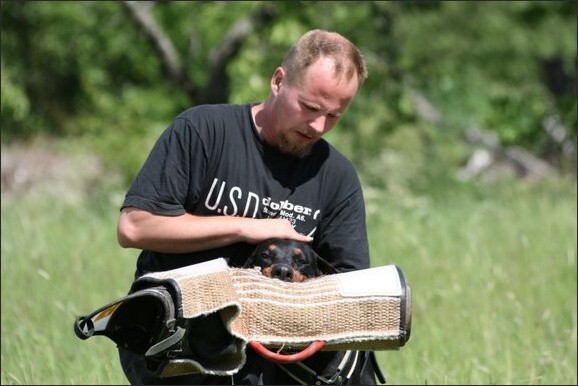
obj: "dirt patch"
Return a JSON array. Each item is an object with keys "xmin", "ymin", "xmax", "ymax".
[{"xmin": 1, "ymin": 139, "xmax": 115, "ymax": 203}]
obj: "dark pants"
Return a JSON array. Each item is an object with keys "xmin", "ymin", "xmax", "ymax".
[
  {"xmin": 119, "ymin": 346, "xmax": 295, "ymax": 385},
  {"xmin": 118, "ymin": 347, "xmax": 378, "ymax": 385}
]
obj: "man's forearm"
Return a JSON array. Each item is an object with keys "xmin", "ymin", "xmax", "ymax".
[{"xmin": 117, "ymin": 207, "xmax": 312, "ymax": 253}]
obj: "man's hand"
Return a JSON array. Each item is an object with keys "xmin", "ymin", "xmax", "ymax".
[{"xmin": 240, "ymin": 217, "xmax": 313, "ymax": 244}]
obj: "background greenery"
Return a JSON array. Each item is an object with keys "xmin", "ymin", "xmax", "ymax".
[
  {"xmin": 1, "ymin": 1, "xmax": 576, "ymax": 384},
  {"xmin": 2, "ymin": 1, "xmax": 576, "ymax": 181}
]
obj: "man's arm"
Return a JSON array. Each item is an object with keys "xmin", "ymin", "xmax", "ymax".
[{"xmin": 117, "ymin": 207, "xmax": 313, "ymax": 254}]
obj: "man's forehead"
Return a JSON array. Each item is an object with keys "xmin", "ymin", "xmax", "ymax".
[{"xmin": 296, "ymin": 80, "xmax": 356, "ymax": 113}]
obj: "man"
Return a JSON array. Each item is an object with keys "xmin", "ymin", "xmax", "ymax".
[{"xmin": 116, "ymin": 29, "xmax": 379, "ymax": 385}]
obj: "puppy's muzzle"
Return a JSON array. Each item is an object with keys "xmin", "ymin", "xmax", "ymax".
[{"xmin": 270, "ymin": 264, "xmax": 294, "ymax": 282}]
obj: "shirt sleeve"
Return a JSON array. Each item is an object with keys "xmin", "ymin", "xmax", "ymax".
[{"xmin": 121, "ymin": 116, "xmax": 207, "ymax": 215}]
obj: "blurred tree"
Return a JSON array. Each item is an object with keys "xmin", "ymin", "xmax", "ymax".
[
  {"xmin": 121, "ymin": 1, "xmax": 278, "ymax": 104},
  {"xmin": 391, "ymin": 1, "xmax": 576, "ymax": 167},
  {"xmin": 1, "ymin": 1, "xmax": 575, "ymax": 181}
]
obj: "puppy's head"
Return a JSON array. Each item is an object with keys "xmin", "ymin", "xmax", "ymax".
[{"xmin": 244, "ymin": 238, "xmax": 336, "ymax": 282}]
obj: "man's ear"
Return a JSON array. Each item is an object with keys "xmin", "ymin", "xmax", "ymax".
[{"xmin": 271, "ymin": 67, "xmax": 285, "ymax": 95}]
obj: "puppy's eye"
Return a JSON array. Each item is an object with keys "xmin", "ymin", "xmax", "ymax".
[
  {"xmin": 293, "ymin": 248, "xmax": 306, "ymax": 265},
  {"xmin": 260, "ymin": 251, "xmax": 272, "ymax": 261},
  {"xmin": 295, "ymin": 256, "xmax": 307, "ymax": 265}
]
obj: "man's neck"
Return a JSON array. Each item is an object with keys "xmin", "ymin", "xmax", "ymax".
[{"xmin": 251, "ymin": 102, "xmax": 274, "ymax": 144}]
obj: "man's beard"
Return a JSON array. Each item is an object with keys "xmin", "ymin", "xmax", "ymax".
[{"xmin": 276, "ymin": 131, "xmax": 315, "ymax": 158}]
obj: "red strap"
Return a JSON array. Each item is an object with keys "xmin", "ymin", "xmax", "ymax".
[{"xmin": 249, "ymin": 341, "xmax": 326, "ymax": 363}]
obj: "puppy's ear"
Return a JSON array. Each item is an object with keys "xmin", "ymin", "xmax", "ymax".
[
  {"xmin": 243, "ymin": 254, "xmax": 255, "ymax": 268},
  {"xmin": 243, "ymin": 244, "xmax": 261, "ymax": 268},
  {"xmin": 244, "ymin": 239, "xmax": 275, "ymax": 268},
  {"xmin": 314, "ymin": 252, "xmax": 338, "ymax": 275}
]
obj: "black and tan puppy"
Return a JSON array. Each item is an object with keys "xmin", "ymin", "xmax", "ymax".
[
  {"xmin": 186, "ymin": 239, "xmax": 336, "ymax": 364},
  {"xmin": 243, "ymin": 238, "xmax": 336, "ymax": 282}
]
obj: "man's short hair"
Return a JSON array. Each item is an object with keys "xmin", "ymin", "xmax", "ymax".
[{"xmin": 281, "ymin": 29, "xmax": 368, "ymax": 87}]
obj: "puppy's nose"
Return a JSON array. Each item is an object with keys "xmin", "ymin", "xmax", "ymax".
[{"xmin": 270, "ymin": 264, "xmax": 293, "ymax": 282}]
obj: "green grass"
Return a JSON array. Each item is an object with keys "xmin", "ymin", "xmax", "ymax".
[
  {"xmin": 1, "ymin": 177, "xmax": 576, "ymax": 384},
  {"xmin": 1, "ymin": 188, "xmax": 133, "ymax": 385},
  {"xmin": 367, "ymin": 179, "xmax": 577, "ymax": 385}
]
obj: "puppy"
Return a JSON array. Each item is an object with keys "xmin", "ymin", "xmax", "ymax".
[{"xmin": 243, "ymin": 238, "xmax": 336, "ymax": 282}]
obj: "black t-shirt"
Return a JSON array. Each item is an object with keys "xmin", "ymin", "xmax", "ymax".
[{"xmin": 122, "ymin": 103, "xmax": 369, "ymax": 277}]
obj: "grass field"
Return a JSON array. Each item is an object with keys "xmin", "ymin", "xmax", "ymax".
[{"xmin": 1, "ymin": 174, "xmax": 576, "ymax": 384}]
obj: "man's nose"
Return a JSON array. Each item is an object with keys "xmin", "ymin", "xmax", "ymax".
[{"xmin": 308, "ymin": 115, "xmax": 327, "ymax": 134}]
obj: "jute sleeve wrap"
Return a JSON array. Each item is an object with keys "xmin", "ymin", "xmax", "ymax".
[{"xmin": 139, "ymin": 258, "xmax": 412, "ymax": 351}]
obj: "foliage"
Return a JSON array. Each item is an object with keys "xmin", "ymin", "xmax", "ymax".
[
  {"xmin": 1, "ymin": 1, "xmax": 576, "ymax": 184},
  {"xmin": 392, "ymin": 1, "xmax": 577, "ymax": 149}
]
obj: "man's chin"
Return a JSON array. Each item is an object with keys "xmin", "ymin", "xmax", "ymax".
[
  {"xmin": 276, "ymin": 133, "xmax": 316, "ymax": 157},
  {"xmin": 283, "ymin": 143, "xmax": 314, "ymax": 158}
]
